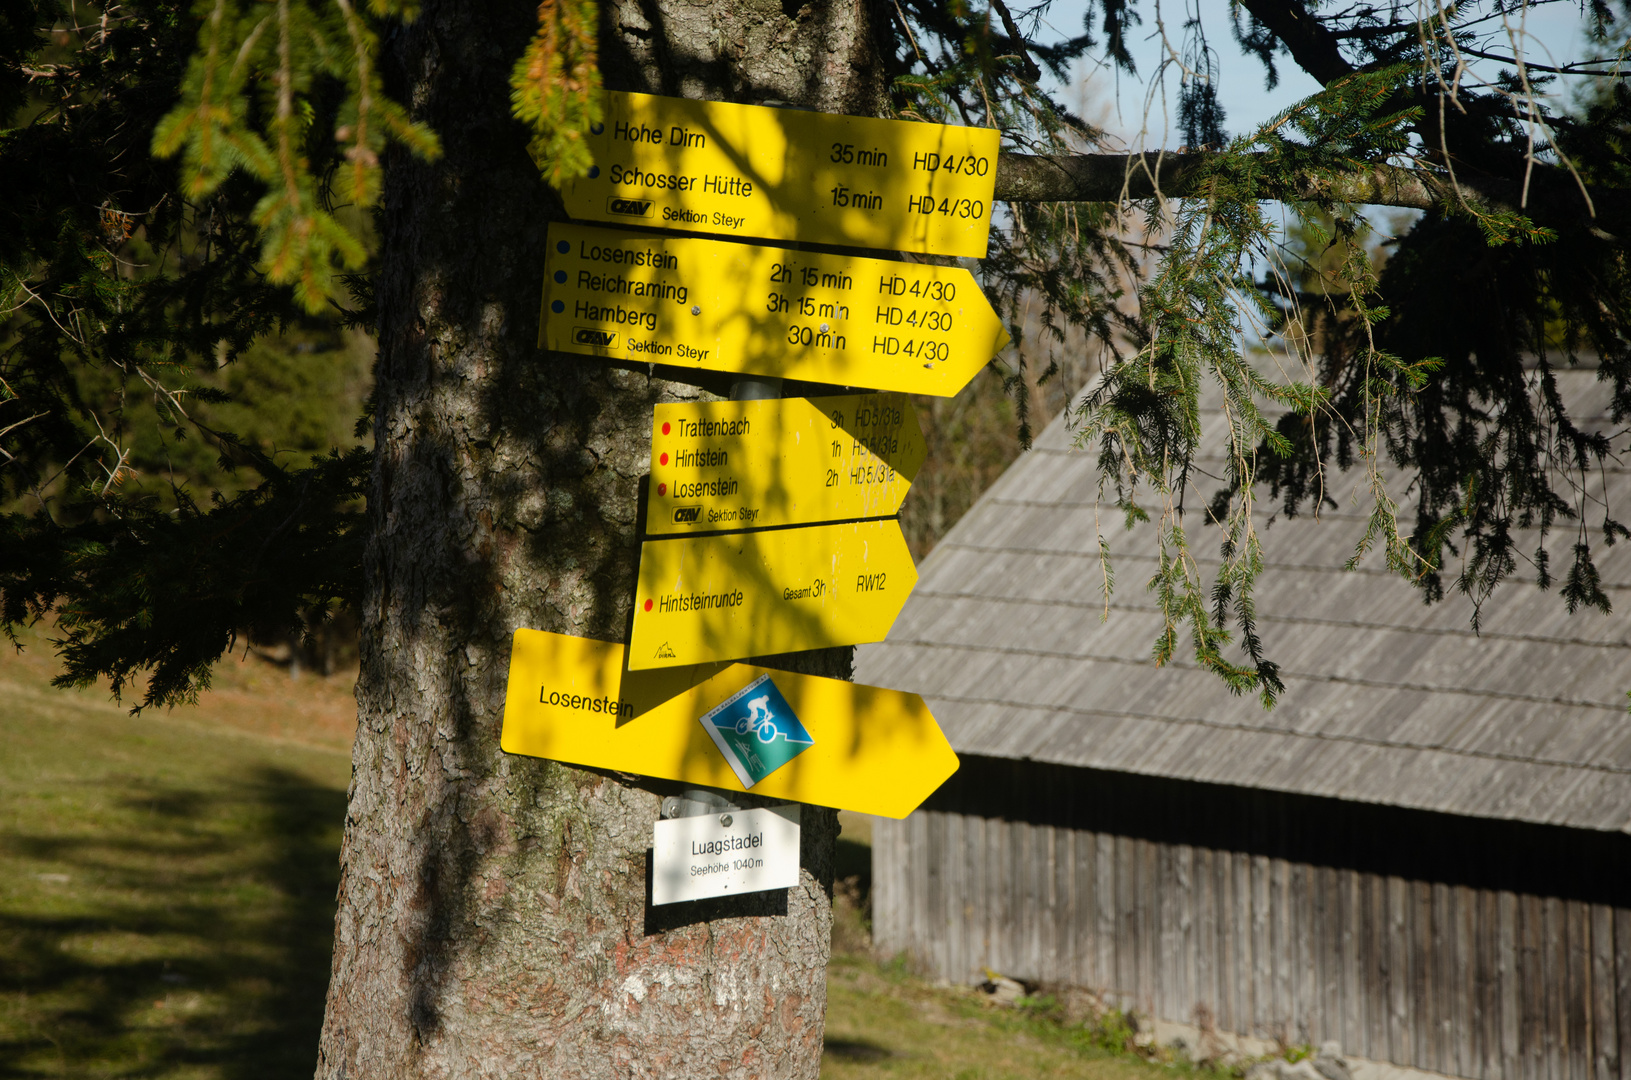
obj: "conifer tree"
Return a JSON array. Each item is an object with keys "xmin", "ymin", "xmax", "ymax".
[{"xmin": 3, "ymin": 1, "xmax": 1629, "ymax": 1075}]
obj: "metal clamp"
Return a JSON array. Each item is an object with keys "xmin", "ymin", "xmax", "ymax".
[
  {"xmin": 660, "ymin": 788, "xmax": 743, "ymax": 820},
  {"xmin": 729, "ymin": 376, "xmax": 782, "ymax": 401}
]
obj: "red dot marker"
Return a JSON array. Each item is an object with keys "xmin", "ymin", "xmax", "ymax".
[
  {"xmin": 643, "ymin": 599, "xmax": 653, "ymax": 612},
  {"xmin": 661, "ymin": 422, "xmax": 671, "ymax": 435},
  {"xmin": 657, "ymin": 482, "xmax": 667, "ymax": 495},
  {"xmin": 660, "ymin": 452, "xmax": 669, "ymax": 465}
]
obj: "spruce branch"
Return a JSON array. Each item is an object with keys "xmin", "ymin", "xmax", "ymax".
[
  {"xmin": 152, "ymin": 0, "xmax": 437, "ymax": 313},
  {"xmin": 512, "ymin": 0, "xmax": 603, "ymax": 186}
]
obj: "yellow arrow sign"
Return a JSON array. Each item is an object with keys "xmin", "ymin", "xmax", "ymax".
[
  {"xmin": 541, "ymin": 223, "xmax": 1008, "ymax": 396},
  {"xmin": 629, "ymin": 518, "xmax": 915, "ymax": 670},
  {"xmin": 500, "ymin": 629, "xmax": 959, "ymax": 818},
  {"xmin": 558, "ymin": 91, "xmax": 999, "ymax": 258},
  {"xmin": 647, "ymin": 394, "xmax": 926, "ymax": 535}
]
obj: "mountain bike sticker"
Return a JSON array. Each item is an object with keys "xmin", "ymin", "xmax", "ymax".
[{"xmin": 698, "ymin": 673, "xmax": 814, "ymax": 788}]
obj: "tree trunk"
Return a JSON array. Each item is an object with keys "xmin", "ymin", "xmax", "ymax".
[{"xmin": 314, "ymin": 0, "xmax": 889, "ymax": 1076}]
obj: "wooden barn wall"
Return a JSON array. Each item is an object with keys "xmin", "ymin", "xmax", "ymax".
[{"xmin": 872, "ymin": 757, "xmax": 1631, "ymax": 1080}]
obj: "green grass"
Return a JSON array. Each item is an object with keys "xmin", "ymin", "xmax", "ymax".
[
  {"xmin": 822, "ymin": 956, "xmax": 1190, "ymax": 1080},
  {"xmin": 0, "ymin": 662, "xmax": 351, "ymax": 1079}
]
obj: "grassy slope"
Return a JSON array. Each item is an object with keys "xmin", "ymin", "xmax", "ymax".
[
  {"xmin": 0, "ymin": 636, "xmax": 354, "ymax": 1079},
  {"xmin": 2, "ymin": 636, "xmax": 1177, "ymax": 1080}
]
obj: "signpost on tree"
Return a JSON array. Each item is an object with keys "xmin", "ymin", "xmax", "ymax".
[{"xmin": 507, "ymin": 88, "xmax": 1003, "ymax": 905}]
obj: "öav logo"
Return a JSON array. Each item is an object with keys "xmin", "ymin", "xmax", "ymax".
[
  {"xmin": 698, "ymin": 674, "xmax": 814, "ymax": 788},
  {"xmin": 672, "ymin": 506, "xmax": 702, "ymax": 524},
  {"xmin": 573, "ymin": 327, "xmax": 617, "ymax": 348},
  {"xmin": 607, "ymin": 196, "xmax": 655, "ymax": 218},
  {"xmin": 654, "ymin": 641, "xmax": 677, "ymax": 659}
]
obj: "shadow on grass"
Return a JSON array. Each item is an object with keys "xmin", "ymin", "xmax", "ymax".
[
  {"xmin": 0, "ymin": 765, "xmax": 344, "ymax": 1079},
  {"xmin": 823, "ymin": 1036, "xmax": 894, "ymax": 1061}
]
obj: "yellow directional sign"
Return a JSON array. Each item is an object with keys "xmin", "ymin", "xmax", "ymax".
[
  {"xmin": 647, "ymin": 394, "xmax": 925, "ymax": 535},
  {"xmin": 558, "ymin": 91, "xmax": 999, "ymax": 258},
  {"xmin": 628, "ymin": 518, "xmax": 915, "ymax": 669},
  {"xmin": 500, "ymin": 629, "xmax": 959, "ymax": 818},
  {"xmin": 540, "ymin": 223, "xmax": 1008, "ymax": 397}
]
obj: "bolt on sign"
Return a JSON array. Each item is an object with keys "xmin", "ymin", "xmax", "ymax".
[
  {"xmin": 539, "ymin": 223, "xmax": 1009, "ymax": 396},
  {"xmin": 628, "ymin": 519, "xmax": 915, "ymax": 670},
  {"xmin": 647, "ymin": 394, "xmax": 925, "ymax": 534},
  {"xmin": 557, "ymin": 92, "xmax": 1000, "ymax": 258},
  {"xmin": 500, "ymin": 630, "xmax": 959, "ymax": 819}
]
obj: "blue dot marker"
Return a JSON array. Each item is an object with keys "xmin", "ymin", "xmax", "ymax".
[
  {"xmin": 588, "ymin": 166, "xmax": 600, "ymax": 178},
  {"xmin": 554, "ymin": 270, "xmax": 567, "ymax": 284},
  {"xmin": 551, "ymin": 300, "xmax": 564, "ymax": 313},
  {"xmin": 590, "ymin": 122, "xmax": 604, "ymax": 135},
  {"xmin": 557, "ymin": 240, "xmax": 569, "ymax": 254}
]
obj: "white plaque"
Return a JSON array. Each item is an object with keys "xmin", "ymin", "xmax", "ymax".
[{"xmin": 651, "ymin": 805, "xmax": 801, "ymax": 905}]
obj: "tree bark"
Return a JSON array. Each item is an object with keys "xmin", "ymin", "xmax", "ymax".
[{"xmin": 314, "ymin": 0, "xmax": 888, "ymax": 1076}]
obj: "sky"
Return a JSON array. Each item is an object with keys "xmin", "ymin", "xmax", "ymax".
[{"xmin": 1024, "ymin": 0, "xmax": 1599, "ymax": 149}]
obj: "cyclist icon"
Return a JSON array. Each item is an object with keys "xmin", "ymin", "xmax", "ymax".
[{"xmin": 733, "ymin": 694, "xmax": 780, "ymax": 744}]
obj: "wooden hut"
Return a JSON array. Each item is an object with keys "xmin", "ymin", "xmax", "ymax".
[{"xmin": 856, "ymin": 370, "xmax": 1631, "ymax": 1080}]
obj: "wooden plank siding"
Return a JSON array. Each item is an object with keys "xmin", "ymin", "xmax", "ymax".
[{"xmin": 874, "ymin": 758, "xmax": 1631, "ymax": 1080}]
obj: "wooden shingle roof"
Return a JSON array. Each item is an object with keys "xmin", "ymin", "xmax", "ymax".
[{"xmin": 856, "ymin": 369, "xmax": 1631, "ymax": 833}]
